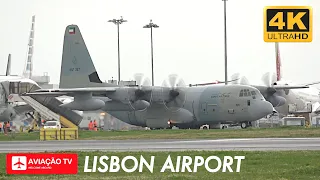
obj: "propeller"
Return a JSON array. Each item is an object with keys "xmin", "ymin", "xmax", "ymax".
[
  {"xmin": 261, "ymin": 72, "xmax": 278, "ymax": 94},
  {"xmin": 127, "ymin": 73, "xmax": 152, "ymax": 111},
  {"xmin": 161, "ymin": 74, "xmax": 187, "ymax": 112},
  {"xmin": 261, "ymin": 72, "xmax": 277, "ymax": 87},
  {"xmin": 261, "ymin": 72, "xmax": 287, "ymax": 106},
  {"xmin": 230, "ymin": 73, "xmax": 250, "ymax": 85}
]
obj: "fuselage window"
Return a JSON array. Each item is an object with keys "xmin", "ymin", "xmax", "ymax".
[{"xmin": 247, "ymin": 100, "xmax": 251, "ymax": 106}]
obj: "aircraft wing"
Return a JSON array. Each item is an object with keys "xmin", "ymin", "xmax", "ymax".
[
  {"xmin": 13, "ymin": 104, "xmax": 34, "ymax": 114},
  {"xmin": 190, "ymin": 78, "xmax": 240, "ymax": 87},
  {"xmin": 253, "ymin": 85, "xmax": 309, "ymax": 93},
  {"xmin": 35, "ymin": 87, "xmax": 117, "ymax": 93},
  {"xmin": 273, "ymin": 85, "xmax": 309, "ymax": 90},
  {"xmin": 24, "ymin": 87, "xmax": 117, "ymax": 97},
  {"xmin": 304, "ymin": 81, "xmax": 320, "ymax": 86}
]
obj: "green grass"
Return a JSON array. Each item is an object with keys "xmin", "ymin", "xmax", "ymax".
[
  {"xmin": 1, "ymin": 126, "xmax": 320, "ymax": 141},
  {"xmin": 1, "ymin": 151, "xmax": 320, "ymax": 179}
]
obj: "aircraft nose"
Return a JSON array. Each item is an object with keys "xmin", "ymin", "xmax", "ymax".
[{"xmin": 250, "ymin": 101, "xmax": 274, "ymax": 120}]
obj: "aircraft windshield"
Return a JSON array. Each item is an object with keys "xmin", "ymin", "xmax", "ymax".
[{"xmin": 239, "ymin": 89, "xmax": 260, "ymax": 99}]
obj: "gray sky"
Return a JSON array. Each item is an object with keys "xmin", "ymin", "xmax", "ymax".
[{"xmin": 0, "ymin": 0, "xmax": 319, "ymax": 87}]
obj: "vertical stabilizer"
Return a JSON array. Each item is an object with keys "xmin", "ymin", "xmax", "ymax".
[
  {"xmin": 6, "ymin": 54, "xmax": 11, "ymax": 76},
  {"xmin": 59, "ymin": 25, "xmax": 114, "ymax": 88},
  {"xmin": 23, "ymin": 15, "xmax": 35, "ymax": 79},
  {"xmin": 275, "ymin": 42, "xmax": 282, "ymax": 81}
]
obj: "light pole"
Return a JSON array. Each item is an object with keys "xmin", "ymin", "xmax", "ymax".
[
  {"xmin": 222, "ymin": 0, "xmax": 228, "ymax": 85},
  {"xmin": 143, "ymin": 19, "xmax": 159, "ymax": 86},
  {"xmin": 108, "ymin": 16, "xmax": 127, "ymax": 85}
]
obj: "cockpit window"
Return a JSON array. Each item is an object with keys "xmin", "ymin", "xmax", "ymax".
[
  {"xmin": 243, "ymin": 89, "xmax": 248, "ymax": 96},
  {"xmin": 247, "ymin": 91, "xmax": 251, "ymax": 96},
  {"xmin": 240, "ymin": 89, "xmax": 259, "ymax": 98},
  {"xmin": 239, "ymin": 90, "xmax": 243, "ymax": 97}
]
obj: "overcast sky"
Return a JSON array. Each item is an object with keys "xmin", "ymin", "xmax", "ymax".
[{"xmin": 0, "ymin": 0, "xmax": 319, "ymax": 87}]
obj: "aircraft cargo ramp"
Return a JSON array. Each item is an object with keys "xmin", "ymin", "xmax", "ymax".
[{"xmin": 20, "ymin": 95, "xmax": 82, "ymax": 128}]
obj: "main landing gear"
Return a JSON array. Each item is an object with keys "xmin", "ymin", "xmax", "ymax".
[{"xmin": 240, "ymin": 121, "xmax": 252, "ymax": 129}]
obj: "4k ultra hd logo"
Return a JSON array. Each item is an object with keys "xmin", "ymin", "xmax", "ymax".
[{"xmin": 264, "ymin": 6, "xmax": 313, "ymax": 42}]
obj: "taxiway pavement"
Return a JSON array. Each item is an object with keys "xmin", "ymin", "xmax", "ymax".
[{"xmin": 1, "ymin": 138, "xmax": 320, "ymax": 152}]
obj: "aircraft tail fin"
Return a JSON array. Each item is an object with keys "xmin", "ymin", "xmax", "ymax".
[
  {"xmin": 59, "ymin": 25, "xmax": 115, "ymax": 88},
  {"xmin": 6, "ymin": 54, "xmax": 11, "ymax": 76},
  {"xmin": 275, "ymin": 42, "xmax": 282, "ymax": 81}
]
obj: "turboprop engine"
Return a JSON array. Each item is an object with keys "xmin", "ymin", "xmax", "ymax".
[
  {"xmin": 168, "ymin": 108, "xmax": 194, "ymax": 124},
  {"xmin": 267, "ymin": 94, "xmax": 286, "ymax": 107},
  {"xmin": 146, "ymin": 108, "xmax": 195, "ymax": 128},
  {"xmin": 60, "ymin": 93, "xmax": 105, "ymax": 111},
  {"xmin": 60, "ymin": 98, "xmax": 84, "ymax": 115}
]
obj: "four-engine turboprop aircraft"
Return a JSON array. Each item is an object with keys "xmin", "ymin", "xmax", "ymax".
[
  {"xmin": 230, "ymin": 42, "xmax": 320, "ymax": 117},
  {"xmin": 24, "ymin": 25, "xmax": 274, "ymax": 129}
]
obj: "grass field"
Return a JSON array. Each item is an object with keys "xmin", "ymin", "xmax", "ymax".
[
  {"xmin": 1, "ymin": 151, "xmax": 320, "ymax": 179},
  {"xmin": 1, "ymin": 126, "xmax": 320, "ymax": 141}
]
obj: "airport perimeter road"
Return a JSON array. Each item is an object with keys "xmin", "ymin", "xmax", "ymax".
[{"xmin": 1, "ymin": 138, "xmax": 320, "ymax": 152}]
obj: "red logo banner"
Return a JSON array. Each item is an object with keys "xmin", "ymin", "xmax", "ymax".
[{"xmin": 6, "ymin": 153, "xmax": 78, "ymax": 174}]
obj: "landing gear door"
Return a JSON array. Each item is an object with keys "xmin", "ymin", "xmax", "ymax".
[{"xmin": 201, "ymin": 103, "xmax": 208, "ymax": 114}]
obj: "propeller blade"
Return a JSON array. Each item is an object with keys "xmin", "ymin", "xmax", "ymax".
[
  {"xmin": 168, "ymin": 74, "xmax": 178, "ymax": 88},
  {"xmin": 230, "ymin": 73, "xmax": 241, "ymax": 84},
  {"xmin": 142, "ymin": 77, "xmax": 151, "ymax": 87},
  {"xmin": 261, "ymin": 72, "xmax": 272, "ymax": 87},
  {"xmin": 261, "ymin": 72, "xmax": 278, "ymax": 87},
  {"xmin": 133, "ymin": 73, "xmax": 144, "ymax": 86},
  {"xmin": 176, "ymin": 78, "xmax": 186, "ymax": 87},
  {"xmin": 240, "ymin": 76, "xmax": 250, "ymax": 85}
]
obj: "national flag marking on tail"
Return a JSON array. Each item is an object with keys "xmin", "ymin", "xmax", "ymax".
[{"xmin": 69, "ymin": 27, "xmax": 75, "ymax": 34}]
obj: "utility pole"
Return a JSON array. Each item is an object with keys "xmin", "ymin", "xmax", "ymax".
[
  {"xmin": 108, "ymin": 16, "xmax": 127, "ymax": 85},
  {"xmin": 143, "ymin": 19, "xmax": 159, "ymax": 86},
  {"xmin": 222, "ymin": 0, "xmax": 228, "ymax": 85}
]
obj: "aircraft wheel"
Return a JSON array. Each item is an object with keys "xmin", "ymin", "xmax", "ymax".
[{"xmin": 240, "ymin": 122, "xmax": 247, "ymax": 129}]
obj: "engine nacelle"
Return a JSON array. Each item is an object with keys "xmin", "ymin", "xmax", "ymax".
[
  {"xmin": 267, "ymin": 95, "xmax": 286, "ymax": 107},
  {"xmin": 73, "ymin": 110, "xmax": 83, "ymax": 116},
  {"xmin": 104, "ymin": 100, "xmax": 150, "ymax": 111},
  {"xmin": 60, "ymin": 98, "xmax": 105, "ymax": 111},
  {"xmin": 168, "ymin": 108, "xmax": 194, "ymax": 124},
  {"xmin": 131, "ymin": 100, "xmax": 150, "ymax": 110}
]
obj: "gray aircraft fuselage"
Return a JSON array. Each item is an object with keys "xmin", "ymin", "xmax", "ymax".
[{"xmin": 100, "ymin": 84, "xmax": 273, "ymax": 128}]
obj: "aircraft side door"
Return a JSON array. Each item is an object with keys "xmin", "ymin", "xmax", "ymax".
[{"xmin": 201, "ymin": 103, "xmax": 208, "ymax": 114}]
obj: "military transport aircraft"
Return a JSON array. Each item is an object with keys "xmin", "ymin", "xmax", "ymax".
[
  {"xmin": 25, "ymin": 25, "xmax": 274, "ymax": 129},
  {"xmin": 230, "ymin": 42, "xmax": 320, "ymax": 117}
]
